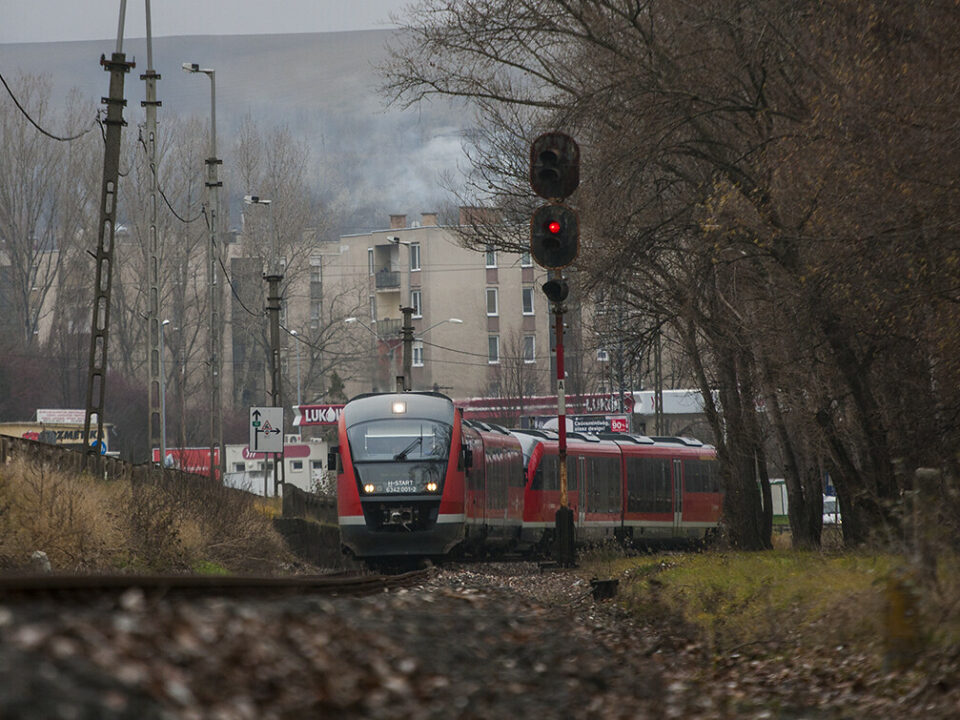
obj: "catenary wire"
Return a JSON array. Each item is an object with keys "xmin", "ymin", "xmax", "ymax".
[{"xmin": 0, "ymin": 70, "xmax": 98, "ymax": 142}]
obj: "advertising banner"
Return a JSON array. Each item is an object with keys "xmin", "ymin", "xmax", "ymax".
[
  {"xmin": 293, "ymin": 404, "xmax": 345, "ymax": 426},
  {"xmin": 151, "ymin": 447, "xmax": 220, "ymax": 479}
]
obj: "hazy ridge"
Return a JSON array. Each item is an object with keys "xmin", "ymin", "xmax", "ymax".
[{"xmin": 0, "ymin": 30, "xmax": 469, "ymax": 233}]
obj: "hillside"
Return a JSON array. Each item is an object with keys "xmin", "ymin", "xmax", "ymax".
[{"xmin": 0, "ymin": 30, "xmax": 469, "ymax": 233}]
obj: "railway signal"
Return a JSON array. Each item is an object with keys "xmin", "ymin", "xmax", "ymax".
[
  {"xmin": 528, "ymin": 131, "xmax": 581, "ymax": 567},
  {"xmin": 542, "ymin": 276, "xmax": 569, "ymax": 303},
  {"xmin": 530, "ymin": 204, "xmax": 579, "ymax": 269},
  {"xmin": 530, "ymin": 131, "xmax": 580, "ymax": 201}
]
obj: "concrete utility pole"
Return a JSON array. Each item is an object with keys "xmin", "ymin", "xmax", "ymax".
[
  {"xmin": 159, "ymin": 319, "xmax": 170, "ymax": 464},
  {"xmin": 144, "ymin": 0, "xmax": 164, "ymax": 463},
  {"xmin": 266, "ymin": 271, "xmax": 284, "ymax": 495},
  {"xmin": 247, "ymin": 194, "xmax": 284, "ymax": 494},
  {"xmin": 84, "ymin": 4, "xmax": 133, "ymax": 462},
  {"xmin": 182, "ymin": 62, "xmax": 222, "ymax": 481},
  {"xmin": 400, "ymin": 306, "xmax": 415, "ymax": 391}
]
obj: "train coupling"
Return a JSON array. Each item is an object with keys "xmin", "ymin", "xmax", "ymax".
[{"xmin": 387, "ymin": 507, "xmax": 414, "ymax": 528}]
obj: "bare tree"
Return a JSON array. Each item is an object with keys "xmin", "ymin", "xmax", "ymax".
[
  {"xmin": 383, "ymin": 0, "xmax": 960, "ymax": 548},
  {"xmin": 0, "ymin": 75, "xmax": 99, "ymax": 350},
  {"xmin": 487, "ymin": 327, "xmax": 547, "ymax": 425},
  {"xmin": 228, "ymin": 115, "xmax": 367, "ymax": 414}
]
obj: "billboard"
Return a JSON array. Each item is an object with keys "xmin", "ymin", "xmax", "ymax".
[
  {"xmin": 293, "ymin": 404, "xmax": 345, "ymax": 426},
  {"xmin": 151, "ymin": 447, "xmax": 220, "ymax": 480},
  {"xmin": 533, "ymin": 414, "xmax": 631, "ymax": 434}
]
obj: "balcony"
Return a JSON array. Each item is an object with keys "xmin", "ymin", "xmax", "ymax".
[
  {"xmin": 375, "ymin": 318, "xmax": 403, "ymax": 338},
  {"xmin": 375, "ymin": 268, "xmax": 400, "ymax": 290}
]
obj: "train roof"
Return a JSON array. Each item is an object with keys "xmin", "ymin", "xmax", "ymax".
[
  {"xmin": 342, "ymin": 392, "xmax": 455, "ymax": 426},
  {"xmin": 462, "ymin": 419, "xmax": 513, "ymax": 435},
  {"xmin": 648, "ymin": 436, "xmax": 707, "ymax": 447},
  {"xmin": 595, "ymin": 432, "xmax": 656, "ymax": 444}
]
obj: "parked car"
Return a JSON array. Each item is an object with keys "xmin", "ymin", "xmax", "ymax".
[{"xmin": 823, "ymin": 495, "xmax": 842, "ymax": 525}]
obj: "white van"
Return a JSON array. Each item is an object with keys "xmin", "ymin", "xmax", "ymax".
[{"xmin": 823, "ymin": 495, "xmax": 842, "ymax": 525}]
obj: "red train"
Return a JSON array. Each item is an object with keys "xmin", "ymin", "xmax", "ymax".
[{"xmin": 334, "ymin": 392, "xmax": 721, "ymax": 562}]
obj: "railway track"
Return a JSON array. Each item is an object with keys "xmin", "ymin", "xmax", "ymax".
[{"xmin": 0, "ymin": 569, "xmax": 430, "ymax": 603}]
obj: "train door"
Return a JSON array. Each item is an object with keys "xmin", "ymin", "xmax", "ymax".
[{"xmin": 673, "ymin": 458, "xmax": 683, "ymax": 534}]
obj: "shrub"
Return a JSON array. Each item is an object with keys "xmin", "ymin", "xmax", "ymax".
[{"xmin": 0, "ymin": 457, "xmax": 294, "ymax": 575}]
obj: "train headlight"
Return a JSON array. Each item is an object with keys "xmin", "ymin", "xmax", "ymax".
[
  {"xmin": 426, "ymin": 482, "xmax": 438, "ymax": 492},
  {"xmin": 391, "ymin": 401, "xmax": 406, "ymax": 414},
  {"xmin": 363, "ymin": 483, "xmax": 375, "ymax": 494}
]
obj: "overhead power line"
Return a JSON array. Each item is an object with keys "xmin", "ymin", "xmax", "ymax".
[{"xmin": 0, "ymin": 71, "xmax": 98, "ymax": 142}]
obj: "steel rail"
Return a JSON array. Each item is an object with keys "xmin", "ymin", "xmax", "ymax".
[{"xmin": 0, "ymin": 570, "xmax": 429, "ymax": 603}]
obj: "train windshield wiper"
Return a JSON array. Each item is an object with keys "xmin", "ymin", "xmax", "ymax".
[{"xmin": 393, "ymin": 436, "xmax": 422, "ymax": 461}]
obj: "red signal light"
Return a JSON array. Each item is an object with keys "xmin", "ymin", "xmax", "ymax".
[{"xmin": 547, "ymin": 220, "xmax": 561, "ymax": 234}]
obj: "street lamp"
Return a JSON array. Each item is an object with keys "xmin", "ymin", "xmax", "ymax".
[
  {"xmin": 290, "ymin": 330, "xmax": 302, "ymax": 407},
  {"xmin": 343, "ymin": 316, "xmax": 378, "ymax": 335},
  {"xmin": 182, "ymin": 60, "xmax": 222, "ymax": 481},
  {"xmin": 159, "ymin": 319, "xmax": 170, "ymax": 466},
  {"xmin": 419, "ymin": 317, "xmax": 463, "ymax": 337},
  {"xmin": 244, "ymin": 194, "xmax": 283, "ymax": 417},
  {"xmin": 243, "ymin": 194, "xmax": 278, "ymax": 273}
]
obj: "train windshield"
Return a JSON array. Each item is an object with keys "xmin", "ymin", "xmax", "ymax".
[{"xmin": 347, "ymin": 419, "xmax": 452, "ymax": 463}]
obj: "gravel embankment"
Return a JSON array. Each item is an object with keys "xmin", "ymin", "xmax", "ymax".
[{"xmin": 0, "ymin": 563, "xmax": 957, "ymax": 718}]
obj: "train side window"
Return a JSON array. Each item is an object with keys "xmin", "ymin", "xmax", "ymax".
[
  {"xmin": 539, "ymin": 456, "xmax": 557, "ymax": 491},
  {"xmin": 531, "ymin": 462, "xmax": 545, "ymax": 491},
  {"xmin": 684, "ymin": 459, "xmax": 718, "ymax": 493},
  {"xmin": 626, "ymin": 457, "xmax": 672, "ymax": 513}
]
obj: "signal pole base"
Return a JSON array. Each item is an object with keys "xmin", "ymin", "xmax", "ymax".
[{"xmin": 553, "ymin": 506, "xmax": 577, "ymax": 567}]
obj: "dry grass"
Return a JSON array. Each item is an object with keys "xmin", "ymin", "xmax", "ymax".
[
  {"xmin": 0, "ymin": 458, "xmax": 293, "ymax": 574},
  {"xmin": 581, "ymin": 548, "xmax": 960, "ymax": 666}
]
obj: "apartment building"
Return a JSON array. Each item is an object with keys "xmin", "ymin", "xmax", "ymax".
[{"xmin": 326, "ymin": 211, "xmax": 555, "ymax": 401}]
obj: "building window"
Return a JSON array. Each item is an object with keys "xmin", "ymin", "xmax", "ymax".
[
  {"xmin": 485, "ymin": 246, "xmax": 497, "ymax": 268},
  {"xmin": 522, "ymin": 287, "xmax": 535, "ymax": 315},
  {"xmin": 488, "ymin": 335, "xmax": 500, "ymax": 364},
  {"xmin": 367, "ymin": 248, "xmax": 374, "ymax": 275},
  {"xmin": 597, "ymin": 348, "xmax": 610, "ymax": 362},
  {"xmin": 411, "ymin": 290, "xmax": 422, "ymax": 318},
  {"xmin": 291, "ymin": 460, "xmax": 303, "ymax": 471},
  {"xmin": 410, "ymin": 242, "xmax": 421, "ymax": 271},
  {"xmin": 369, "ymin": 295, "xmax": 376, "ymax": 321},
  {"xmin": 310, "ymin": 257, "xmax": 322, "ymax": 283},
  {"xmin": 486, "ymin": 288, "xmax": 499, "ymax": 316},
  {"xmin": 310, "ymin": 300, "xmax": 321, "ymax": 322},
  {"xmin": 234, "ymin": 462, "xmax": 245, "ymax": 472},
  {"xmin": 413, "ymin": 340, "xmax": 424, "ymax": 367},
  {"xmin": 523, "ymin": 335, "xmax": 536, "ymax": 363},
  {"xmin": 311, "ymin": 460, "xmax": 323, "ymax": 471},
  {"xmin": 521, "ymin": 251, "xmax": 532, "ymax": 267}
]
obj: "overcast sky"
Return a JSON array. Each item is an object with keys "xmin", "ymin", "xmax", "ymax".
[{"xmin": 0, "ymin": 0, "xmax": 410, "ymax": 44}]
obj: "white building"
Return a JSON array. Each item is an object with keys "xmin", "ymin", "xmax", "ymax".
[{"xmin": 222, "ymin": 434, "xmax": 329, "ymax": 497}]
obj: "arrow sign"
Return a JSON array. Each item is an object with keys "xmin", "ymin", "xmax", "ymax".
[{"xmin": 249, "ymin": 406, "xmax": 284, "ymax": 453}]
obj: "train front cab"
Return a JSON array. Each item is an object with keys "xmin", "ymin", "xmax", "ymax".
[{"xmin": 335, "ymin": 392, "xmax": 468, "ymax": 559}]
